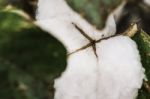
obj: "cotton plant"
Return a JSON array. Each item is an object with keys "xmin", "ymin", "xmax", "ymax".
[{"xmin": 36, "ymin": 0, "xmax": 146, "ymax": 99}]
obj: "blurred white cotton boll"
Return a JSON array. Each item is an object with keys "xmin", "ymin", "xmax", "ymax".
[
  {"xmin": 96, "ymin": 36, "xmax": 145, "ymax": 99},
  {"xmin": 144, "ymin": 0, "xmax": 150, "ymax": 6}
]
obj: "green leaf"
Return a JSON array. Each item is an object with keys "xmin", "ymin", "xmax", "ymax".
[
  {"xmin": 0, "ymin": 7, "xmax": 67, "ymax": 99},
  {"xmin": 132, "ymin": 30, "xmax": 150, "ymax": 99}
]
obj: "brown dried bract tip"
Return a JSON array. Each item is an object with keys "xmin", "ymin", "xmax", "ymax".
[
  {"xmin": 143, "ymin": 80, "xmax": 150, "ymax": 93},
  {"xmin": 123, "ymin": 23, "xmax": 138, "ymax": 37}
]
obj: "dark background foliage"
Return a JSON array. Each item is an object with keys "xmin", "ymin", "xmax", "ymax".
[{"xmin": 0, "ymin": 1, "xmax": 67, "ymax": 99}]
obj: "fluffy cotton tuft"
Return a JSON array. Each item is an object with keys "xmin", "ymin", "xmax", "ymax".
[
  {"xmin": 54, "ymin": 36, "xmax": 145, "ymax": 99},
  {"xmin": 36, "ymin": 0, "xmax": 146, "ymax": 99},
  {"xmin": 96, "ymin": 36, "xmax": 145, "ymax": 99}
]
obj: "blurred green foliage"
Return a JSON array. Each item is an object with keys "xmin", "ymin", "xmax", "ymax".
[
  {"xmin": 0, "ymin": 7, "xmax": 66, "ymax": 99},
  {"xmin": 133, "ymin": 30, "xmax": 150, "ymax": 81},
  {"xmin": 0, "ymin": 0, "xmax": 8, "ymax": 9},
  {"xmin": 133, "ymin": 30, "xmax": 150, "ymax": 99},
  {"xmin": 66, "ymin": 0, "xmax": 122, "ymax": 29}
]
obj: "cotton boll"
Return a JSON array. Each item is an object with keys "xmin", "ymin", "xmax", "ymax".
[
  {"xmin": 54, "ymin": 47, "xmax": 98, "ymax": 99},
  {"xmin": 36, "ymin": 0, "xmax": 145, "ymax": 99},
  {"xmin": 96, "ymin": 36, "xmax": 145, "ymax": 99}
]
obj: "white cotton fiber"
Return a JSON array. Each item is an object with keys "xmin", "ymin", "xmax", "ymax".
[
  {"xmin": 54, "ymin": 35, "xmax": 145, "ymax": 99},
  {"xmin": 54, "ymin": 47, "xmax": 98, "ymax": 99},
  {"xmin": 96, "ymin": 36, "xmax": 145, "ymax": 99}
]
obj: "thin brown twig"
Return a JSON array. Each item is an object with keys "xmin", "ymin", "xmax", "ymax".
[
  {"xmin": 72, "ymin": 23, "xmax": 93, "ymax": 42},
  {"xmin": 68, "ymin": 23, "xmax": 138, "ymax": 56},
  {"xmin": 67, "ymin": 43, "xmax": 92, "ymax": 56}
]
